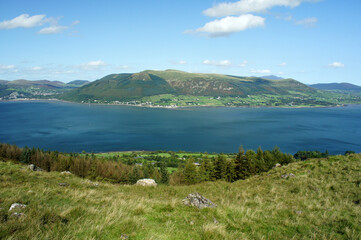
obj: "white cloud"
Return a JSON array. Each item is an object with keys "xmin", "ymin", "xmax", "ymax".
[
  {"xmin": 0, "ymin": 64, "xmax": 15, "ymax": 69},
  {"xmin": 328, "ymin": 62, "xmax": 344, "ymax": 68},
  {"xmin": 32, "ymin": 66, "xmax": 42, "ymax": 71},
  {"xmin": 279, "ymin": 62, "xmax": 287, "ymax": 66},
  {"xmin": 192, "ymin": 14, "xmax": 265, "ymax": 37},
  {"xmin": 251, "ymin": 69, "xmax": 272, "ymax": 74},
  {"xmin": 80, "ymin": 60, "xmax": 106, "ymax": 70},
  {"xmin": 203, "ymin": 59, "xmax": 232, "ymax": 67},
  {"xmin": 38, "ymin": 25, "xmax": 68, "ymax": 34},
  {"xmin": 170, "ymin": 60, "xmax": 187, "ymax": 65},
  {"xmin": 296, "ymin": 17, "xmax": 318, "ymax": 27},
  {"xmin": 203, "ymin": 0, "xmax": 316, "ymax": 17},
  {"xmin": 239, "ymin": 61, "xmax": 248, "ymax": 67},
  {"xmin": 0, "ymin": 14, "xmax": 46, "ymax": 29},
  {"xmin": 178, "ymin": 60, "xmax": 187, "ymax": 65}
]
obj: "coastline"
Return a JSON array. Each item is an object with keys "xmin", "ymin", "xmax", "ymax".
[{"xmin": 0, "ymin": 97, "xmax": 349, "ymax": 109}]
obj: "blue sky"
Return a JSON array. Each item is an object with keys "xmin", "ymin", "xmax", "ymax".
[{"xmin": 0, "ymin": 0, "xmax": 360, "ymax": 84}]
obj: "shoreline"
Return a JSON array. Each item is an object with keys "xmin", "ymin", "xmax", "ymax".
[{"xmin": 0, "ymin": 98, "xmax": 350, "ymax": 109}]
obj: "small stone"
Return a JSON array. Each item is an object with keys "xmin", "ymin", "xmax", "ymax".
[
  {"xmin": 182, "ymin": 192, "xmax": 216, "ymax": 209},
  {"xmin": 294, "ymin": 210, "xmax": 303, "ymax": 215},
  {"xmin": 120, "ymin": 234, "xmax": 129, "ymax": 239},
  {"xmin": 59, "ymin": 182, "xmax": 69, "ymax": 187},
  {"xmin": 60, "ymin": 171, "xmax": 72, "ymax": 175},
  {"xmin": 213, "ymin": 218, "xmax": 219, "ymax": 224},
  {"xmin": 93, "ymin": 183, "xmax": 99, "ymax": 187},
  {"xmin": 28, "ymin": 164, "xmax": 36, "ymax": 171},
  {"xmin": 135, "ymin": 179, "xmax": 157, "ymax": 187},
  {"xmin": 9, "ymin": 203, "xmax": 26, "ymax": 212},
  {"xmin": 281, "ymin": 173, "xmax": 296, "ymax": 179},
  {"xmin": 10, "ymin": 212, "xmax": 25, "ymax": 218},
  {"xmin": 28, "ymin": 164, "xmax": 43, "ymax": 171},
  {"xmin": 275, "ymin": 163, "xmax": 282, "ymax": 168}
]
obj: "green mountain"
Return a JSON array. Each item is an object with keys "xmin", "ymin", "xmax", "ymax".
[
  {"xmin": 67, "ymin": 80, "xmax": 90, "ymax": 86},
  {"xmin": 310, "ymin": 82, "xmax": 361, "ymax": 92},
  {"xmin": 0, "ymin": 79, "xmax": 86, "ymax": 100},
  {"xmin": 61, "ymin": 69, "xmax": 316, "ymax": 102}
]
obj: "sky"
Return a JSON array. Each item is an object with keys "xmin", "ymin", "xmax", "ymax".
[{"xmin": 0, "ymin": 0, "xmax": 360, "ymax": 84}]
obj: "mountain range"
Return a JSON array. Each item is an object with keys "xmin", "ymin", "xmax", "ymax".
[{"xmin": 61, "ymin": 69, "xmax": 316, "ymax": 102}]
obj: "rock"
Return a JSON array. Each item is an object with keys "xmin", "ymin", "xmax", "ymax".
[
  {"xmin": 281, "ymin": 173, "xmax": 296, "ymax": 179},
  {"xmin": 182, "ymin": 192, "xmax": 216, "ymax": 209},
  {"xmin": 28, "ymin": 164, "xmax": 43, "ymax": 171},
  {"xmin": 59, "ymin": 182, "xmax": 69, "ymax": 187},
  {"xmin": 93, "ymin": 183, "xmax": 99, "ymax": 187},
  {"xmin": 275, "ymin": 163, "xmax": 282, "ymax": 168},
  {"xmin": 60, "ymin": 171, "xmax": 72, "ymax": 175},
  {"xmin": 294, "ymin": 210, "xmax": 303, "ymax": 215},
  {"xmin": 135, "ymin": 179, "xmax": 157, "ymax": 187},
  {"xmin": 120, "ymin": 234, "xmax": 129, "ymax": 240},
  {"xmin": 213, "ymin": 218, "xmax": 219, "ymax": 224},
  {"xmin": 10, "ymin": 212, "xmax": 25, "ymax": 218},
  {"xmin": 9, "ymin": 203, "xmax": 26, "ymax": 212}
]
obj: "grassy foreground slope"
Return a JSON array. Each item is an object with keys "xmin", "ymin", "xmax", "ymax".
[{"xmin": 1, "ymin": 154, "xmax": 360, "ymax": 239}]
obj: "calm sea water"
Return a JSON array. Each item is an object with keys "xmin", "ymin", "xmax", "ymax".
[{"xmin": 0, "ymin": 101, "xmax": 360, "ymax": 154}]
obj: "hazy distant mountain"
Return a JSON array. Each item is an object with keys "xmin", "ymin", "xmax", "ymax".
[
  {"xmin": 261, "ymin": 75, "xmax": 284, "ymax": 80},
  {"xmin": 67, "ymin": 80, "xmax": 90, "ymax": 86},
  {"xmin": 309, "ymin": 83, "xmax": 361, "ymax": 92},
  {"xmin": 61, "ymin": 69, "xmax": 316, "ymax": 102}
]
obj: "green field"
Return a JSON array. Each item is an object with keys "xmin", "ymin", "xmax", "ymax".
[{"xmin": 1, "ymin": 154, "xmax": 360, "ymax": 239}]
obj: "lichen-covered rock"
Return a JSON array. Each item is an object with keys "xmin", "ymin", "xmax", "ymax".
[
  {"xmin": 182, "ymin": 192, "xmax": 216, "ymax": 209},
  {"xmin": 9, "ymin": 203, "xmax": 26, "ymax": 212},
  {"xmin": 281, "ymin": 173, "xmax": 296, "ymax": 179},
  {"xmin": 28, "ymin": 164, "xmax": 43, "ymax": 171},
  {"xmin": 135, "ymin": 179, "xmax": 157, "ymax": 186}
]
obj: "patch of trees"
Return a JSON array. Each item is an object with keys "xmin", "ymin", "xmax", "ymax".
[
  {"xmin": 294, "ymin": 150, "xmax": 328, "ymax": 161},
  {"xmin": 0, "ymin": 143, "xmax": 295, "ymax": 186},
  {"xmin": 0, "ymin": 143, "xmax": 169, "ymax": 185},
  {"xmin": 172, "ymin": 146, "xmax": 295, "ymax": 185}
]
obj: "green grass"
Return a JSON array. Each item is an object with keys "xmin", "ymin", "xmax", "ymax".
[{"xmin": 1, "ymin": 154, "xmax": 360, "ymax": 239}]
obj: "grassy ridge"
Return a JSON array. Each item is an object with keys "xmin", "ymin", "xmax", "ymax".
[{"xmin": 1, "ymin": 154, "xmax": 360, "ymax": 239}]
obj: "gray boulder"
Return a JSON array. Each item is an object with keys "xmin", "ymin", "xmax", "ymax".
[
  {"xmin": 9, "ymin": 203, "xmax": 26, "ymax": 212},
  {"xmin": 28, "ymin": 164, "xmax": 43, "ymax": 171},
  {"xmin": 135, "ymin": 179, "xmax": 157, "ymax": 186},
  {"xmin": 182, "ymin": 192, "xmax": 216, "ymax": 209},
  {"xmin": 281, "ymin": 173, "xmax": 296, "ymax": 179}
]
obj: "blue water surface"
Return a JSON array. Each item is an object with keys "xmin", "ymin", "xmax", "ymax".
[{"xmin": 0, "ymin": 101, "xmax": 360, "ymax": 154}]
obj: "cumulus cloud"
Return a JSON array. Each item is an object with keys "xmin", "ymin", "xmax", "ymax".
[
  {"xmin": 38, "ymin": 25, "xmax": 68, "ymax": 34},
  {"xmin": 239, "ymin": 61, "xmax": 248, "ymax": 67},
  {"xmin": 0, "ymin": 14, "xmax": 78, "ymax": 35},
  {"xmin": 203, "ymin": 0, "xmax": 316, "ymax": 17},
  {"xmin": 32, "ymin": 66, "xmax": 42, "ymax": 71},
  {"xmin": 0, "ymin": 64, "xmax": 15, "ymax": 69},
  {"xmin": 0, "ymin": 14, "xmax": 46, "ymax": 29},
  {"xmin": 296, "ymin": 17, "xmax": 318, "ymax": 27},
  {"xmin": 192, "ymin": 14, "xmax": 265, "ymax": 37},
  {"xmin": 203, "ymin": 59, "xmax": 232, "ymax": 66},
  {"xmin": 279, "ymin": 62, "xmax": 287, "ymax": 66},
  {"xmin": 251, "ymin": 69, "xmax": 272, "ymax": 74},
  {"xmin": 80, "ymin": 60, "xmax": 106, "ymax": 70},
  {"xmin": 328, "ymin": 62, "xmax": 344, "ymax": 68}
]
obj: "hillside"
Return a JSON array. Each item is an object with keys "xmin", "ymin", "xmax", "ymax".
[
  {"xmin": 310, "ymin": 83, "xmax": 361, "ymax": 92},
  {"xmin": 61, "ymin": 70, "xmax": 316, "ymax": 102},
  {"xmin": 0, "ymin": 79, "xmax": 87, "ymax": 100},
  {"xmin": 0, "ymin": 154, "xmax": 360, "ymax": 239}
]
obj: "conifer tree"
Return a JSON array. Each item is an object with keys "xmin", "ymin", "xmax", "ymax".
[{"xmin": 183, "ymin": 157, "xmax": 198, "ymax": 184}]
